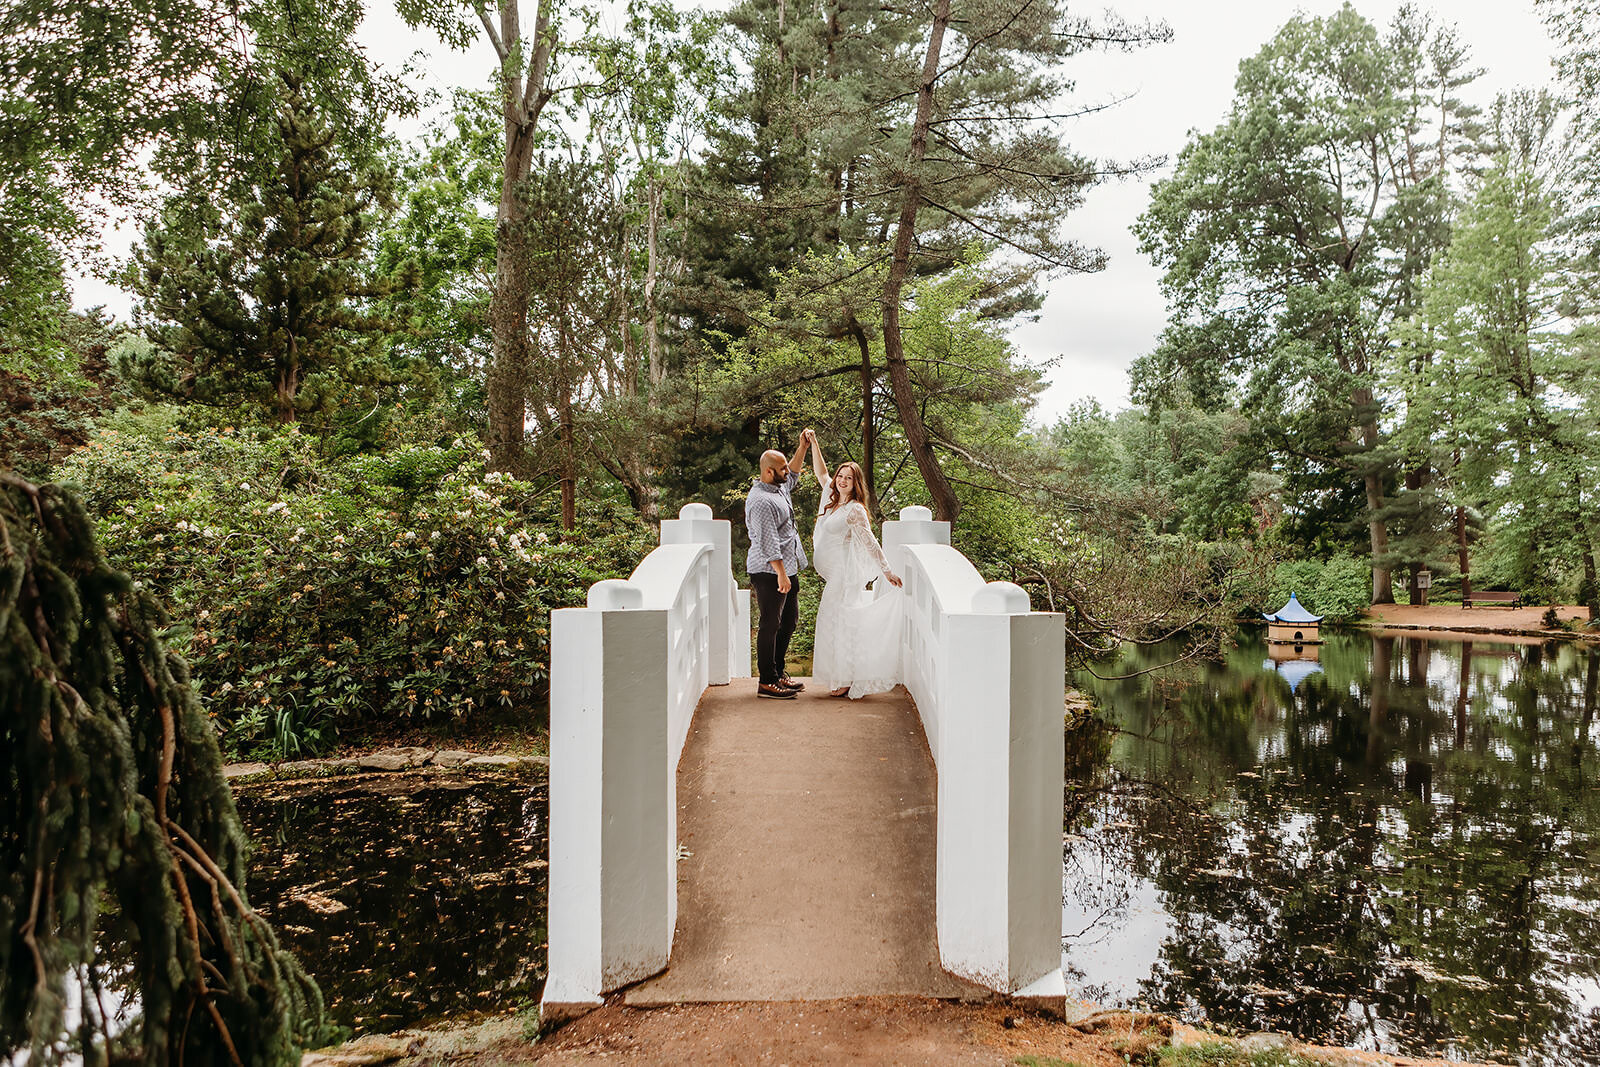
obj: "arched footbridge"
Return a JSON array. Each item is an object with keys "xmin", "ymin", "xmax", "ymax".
[{"xmin": 540, "ymin": 504, "xmax": 1066, "ymax": 1025}]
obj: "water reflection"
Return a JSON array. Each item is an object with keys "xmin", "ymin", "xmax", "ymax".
[
  {"xmin": 234, "ymin": 767, "xmax": 549, "ymax": 1034},
  {"xmin": 1071, "ymin": 631, "xmax": 1600, "ymax": 1065}
]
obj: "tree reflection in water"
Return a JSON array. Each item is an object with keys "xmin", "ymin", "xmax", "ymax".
[{"xmin": 1070, "ymin": 632, "xmax": 1600, "ymax": 1065}]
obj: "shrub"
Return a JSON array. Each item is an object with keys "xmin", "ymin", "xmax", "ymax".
[
  {"xmin": 1269, "ymin": 552, "xmax": 1371, "ymax": 622},
  {"xmin": 58, "ymin": 422, "xmax": 654, "ymax": 758}
]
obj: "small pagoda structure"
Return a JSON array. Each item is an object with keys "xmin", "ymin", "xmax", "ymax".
[{"xmin": 1263, "ymin": 593, "xmax": 1323, "ymax": 645}]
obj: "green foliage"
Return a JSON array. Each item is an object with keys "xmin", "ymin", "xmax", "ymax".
[
  {"xmin": 1135, "ymin": 5, "xmax": 1486, "ymax": 600},
  {"xmin": 56, "ymin": 422, "xmax": 653, "ymax": 758},
  {"xmin": 1270, "ymin": 553, "xmax": 1372, "ymax": 622},
  {"xmin": 1, "ymin": 475, "xmax": 325, "ymax": 1064}
]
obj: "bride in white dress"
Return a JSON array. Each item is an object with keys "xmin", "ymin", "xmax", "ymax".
[{"xmin": 806, "ymin": 434, "xmax": 905, "ymax": 698}]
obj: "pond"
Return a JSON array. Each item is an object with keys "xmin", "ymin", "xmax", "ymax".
[
  {"xmin": 1069, "ymin": 629, "xmax": 1600, "ymax": 1066},
  {"xmin": 234, "ymin": 765, "xmax": 549, "ymax": 1034}
]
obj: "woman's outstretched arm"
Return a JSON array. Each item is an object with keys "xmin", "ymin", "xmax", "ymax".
[
  {"xmin": 806, "ymin": 428, "xmax": 829, "ymax": 486},
  {"xmin": 845, "ymin": 504, "xmax": 901, "ymax": 587}
]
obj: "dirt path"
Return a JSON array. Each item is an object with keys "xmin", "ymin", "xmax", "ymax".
[{"xmin": 626, "ymin": 680, "xmax": 981, "ymax": 1004}]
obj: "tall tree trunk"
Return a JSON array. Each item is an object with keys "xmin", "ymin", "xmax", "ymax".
[
  {"xmin": 1356, "ymin": 390, "xmax": 1393, "ymax": 603},
  {"xmin": 1577, "ymin": 477, "xmax": 1598, "ymax": 621},
  {"xmin": 881, "ymin": 0, "xmax": 961, "ymax": 524},
  {"xmin": 1456, "ymin": 505, "xmax": 1472, "ymax": 601},
  {"xmin": 488, "ymin": 224, "xmax": 533, "ymax": 469},
  {"xmin": 558, "ymin": 322, "xmax": 577, "ymax": 531},
  {"xmin": 485, "ymin": 0, "xmax": 554, "ymax": 472},
  {"xmin": 277, "ymin": 337, "xmax": 298, "ymax": 424},
  {"xmin": 644, "ymin": 176, "xmax": 664, "ymax": 389}
]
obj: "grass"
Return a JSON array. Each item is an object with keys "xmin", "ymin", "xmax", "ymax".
[{"xmin": 1013, "ymin": 1056, "xmax": 1088, "ymax": 1067}]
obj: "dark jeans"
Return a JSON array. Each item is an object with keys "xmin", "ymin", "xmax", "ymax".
[{"xmin": 750, "ymin": 571, "xmax": 800, "ymax": 685}]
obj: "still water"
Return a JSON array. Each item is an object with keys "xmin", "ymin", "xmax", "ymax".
[
  {"xmin": 1070, "ymin": 630, "xmax": 1600, "ymax": 1065},
  {"xmin": 235, "ymin": 766, "xmax": 549, "ymax": 1033}
]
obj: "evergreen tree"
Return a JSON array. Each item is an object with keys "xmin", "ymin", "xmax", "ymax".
[
  {"xmin": 1401, "ymin": 95, "xmax": 1600, "ymax": 611},
  {"xmin": 1, "ymin": 474, "xmax": 324, "ymax": 1065},
  {"xmin": 128, "ymin": 70, "xmax": 407, "ymax": 427},
  {"xmin": 683, "ymin": 0, "xmax": 1166, "ymax": 522}
]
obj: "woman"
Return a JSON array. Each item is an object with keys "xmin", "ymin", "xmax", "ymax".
[{"xmin": 807, "ymin": 434, "xmax": 904, "ymax": 698}]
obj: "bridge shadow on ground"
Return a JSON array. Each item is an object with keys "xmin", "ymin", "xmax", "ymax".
[{"xmin": 626, "ymin": 680, "xmax": 989, "ymax": 1004}]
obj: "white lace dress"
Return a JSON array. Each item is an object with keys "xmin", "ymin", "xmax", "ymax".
[{"xmin": 811, "ymin": 479, "xmax": 904, "ymax": 698}]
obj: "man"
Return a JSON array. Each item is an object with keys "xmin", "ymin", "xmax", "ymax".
[{"xmin": 745, "ymin": 429, "xmax": 813, "ymax": 699}]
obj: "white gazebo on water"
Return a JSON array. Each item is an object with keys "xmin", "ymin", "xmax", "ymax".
[{"xmin": 1263, "ymin": 593, "xmax": 1323, "ymax": 645}]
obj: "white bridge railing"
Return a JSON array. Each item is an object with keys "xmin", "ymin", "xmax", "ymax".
[
  {"xmin": 541, "ymin": 503, "xmax": 749, "ymax": 1022},
  {"xmin": 541, "ymin": 503, "xmax": 1062, "ymax": 1025},
  {"xmin": 884, "ymin": 506, "xmax": 1066, "ymax": 1005}
]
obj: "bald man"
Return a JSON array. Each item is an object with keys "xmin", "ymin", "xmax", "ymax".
[{"xmin": 745, "ymin": 429, "xmax": 814, "ymax": 699}]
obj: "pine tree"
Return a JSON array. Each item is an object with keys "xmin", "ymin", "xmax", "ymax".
[
  {"xmin": 130, "ymin": 69, "xmax": 404, "ymax": 426},
  {"xmin": 1, "ymin": 473, "xmax": 325, "ymax": 1065}
]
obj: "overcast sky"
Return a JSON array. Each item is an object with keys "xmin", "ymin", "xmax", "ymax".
[{"xmin": 70, "ymin": 0, "xmax": 1562, "ymax": 425}]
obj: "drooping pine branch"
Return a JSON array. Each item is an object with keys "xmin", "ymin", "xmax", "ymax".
[{"xmin": 0, "ymin": 473, "xmax": 325, "ymax": 1066}]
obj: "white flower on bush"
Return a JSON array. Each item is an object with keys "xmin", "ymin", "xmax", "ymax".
[
  {"xmin": 220, "ymin": 682, "xmax": 234, "ymax": 693},
  {"xmin": 404, "ymin": 531, "xmax": 417, "ymax": 541},
  {"xmin": 123, "ymin": 505, "xmax": 136, "ymax": 516},
  {"xmin": 203, "ymin": 527, "xmax": 218, "ymax": 539},
  {"xmin": 476, "ymin": 556, "xmax": 489, "ymax": 566},
  {"xmin": 484, "ymin": 471, "xmax": 503, "ymax": 485},
  {"xmin": 429, "ymin": 530, "xmax": 440, "ymax": 541},
  {"xmin": 535, "ymin": 531, "xmax": 549, "ymax": 545},
  {"xmin": 239, "ymin": 482, "xmax": 251, "ymax": 491},
  {"xmin": 333, "ymin": 534, "xmax": 346, "ymax": 545},
  {"xmin": 267, "ymin": 501, "xmax": 288, "ymax": 514}
]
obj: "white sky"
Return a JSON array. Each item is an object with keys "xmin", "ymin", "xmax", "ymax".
[{"xmin": 68, "ymin": 0, "xmax": 1561, "ymax": 425}]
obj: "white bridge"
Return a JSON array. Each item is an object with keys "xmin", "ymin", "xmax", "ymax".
[{"xmin": 540, "ymin": 503, "xmax": 1066, "ymax": 1023}]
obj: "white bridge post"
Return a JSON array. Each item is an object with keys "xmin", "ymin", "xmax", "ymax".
[
  {"xmin": 888, "ymin": 504, "xmax": 1066, "ymax": 1013},
  {"xmin": 941, "ymin": 581, "xmax": 1065, "ymax": 1009},
  {"xmin": 541, "ymin": 580, "xmax": 671, "ymax": 1025}
]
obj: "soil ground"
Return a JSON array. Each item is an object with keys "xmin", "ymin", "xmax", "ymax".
[
  {"xmin": 1361, "ymin": 602, "xmax": 1594, "ymax": 636},
  {"xmin": 312, "ymin": 1000, "xmax": 1490, "ymax": 1066}
]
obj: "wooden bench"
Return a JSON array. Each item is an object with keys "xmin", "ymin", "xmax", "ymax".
[{"xmin": 1464, "ymin": 590, "xmax": 1522, "ymax": 608}]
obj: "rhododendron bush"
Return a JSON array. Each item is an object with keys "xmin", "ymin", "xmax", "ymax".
[{"xmin": 59, "ymin": 417, "xmax": 654, "ymax": 758}]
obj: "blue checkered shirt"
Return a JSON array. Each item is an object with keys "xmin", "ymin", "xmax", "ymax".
[{"xmin": 744, "ymin": 470, "xmax": 808, "ymax": 576}]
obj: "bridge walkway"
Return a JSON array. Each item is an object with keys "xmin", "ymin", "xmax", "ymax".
[{"xmin": 626, "ymin": 680, "xmax": 985, "ymax": 1004}]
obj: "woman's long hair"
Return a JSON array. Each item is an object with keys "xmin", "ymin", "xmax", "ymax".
[{"xmin": 825, "ymin": 461, "xmax": 868, "ymax": 513}]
